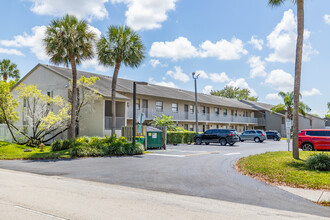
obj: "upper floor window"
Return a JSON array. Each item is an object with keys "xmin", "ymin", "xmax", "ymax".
[
  {"xmin": 201, "ymin": 106, "xmax": 206, "ymax": 114},
  {"xmin": 156, "ymin": 101, "xmax": 163, "ymax": 112},
  {"xmin": 214, "ymin": 107, "xmax": 219, "ymax": 115},
  {"xmin": 136, "ymin": 99, "xmax": 140, "ymax": 110},
  {"xmin": 231, "ymin": 110, "xmax": 237, "ymax": 117},
  {"xmin": 190, "ymin": 104, "xmax": 194, "ymax": 113},
  {"xmin": 47, "ymin": 90, "xmax": 54, "ymax": 98},
  {"xmin": 223, "ymin": 109, "xmax": 227, "ymax": 116},
  {"xmin": 172, "ymin": 103, "xmax": 178, "ymax": 113}
]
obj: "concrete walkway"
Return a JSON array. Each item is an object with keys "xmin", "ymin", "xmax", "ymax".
[
  {"xmin": 278, "ymin": 186, "xmax": 330, "ymax": 203},
  {"xmin": 0, "ymin": 168, "xmax": 328, "ymax": 220}
]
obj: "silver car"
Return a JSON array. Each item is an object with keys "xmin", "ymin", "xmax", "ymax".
[{"xmin": 239, "ymin": 130, "xmax": 267, "ymax": 143}]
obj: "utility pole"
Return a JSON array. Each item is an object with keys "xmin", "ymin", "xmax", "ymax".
[{"xmin": 192, "ymin": 72, "xmax": 199, "ymax": 132}]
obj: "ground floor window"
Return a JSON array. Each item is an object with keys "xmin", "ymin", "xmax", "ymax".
[
  {"xmin": 189, "ymin": 124, "xmax": 194, "ymax": 131},
  {"xmin": 184, "ymin": 124, "xmax": 188, "ymax": 130}
]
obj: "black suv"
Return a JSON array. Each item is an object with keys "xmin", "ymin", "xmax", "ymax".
[
  {"xmin": 194, "ymin": 129, "xmax": 239, "ymax": 146},
  {"xmin": 266, "ymin": 130, "xmax": 281, "ymax": 141}
]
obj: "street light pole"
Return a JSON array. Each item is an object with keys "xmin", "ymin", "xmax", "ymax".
[
  {"xmin": 132, "ymin": 81, "xmax": 148, "ymax": 145},
  {"xmin": 192, "ymin": 72, "xmax": 199, "ymax": 132}
]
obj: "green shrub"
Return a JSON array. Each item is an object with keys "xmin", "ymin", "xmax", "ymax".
[
  {"xmin": 71, "ymin": 144, "xmax": 105, "ymax": 157},
  {"xmin": 167, "ymin": 131, "xmax": 199, "ymax": 144},
  {"xmin": 306, "ymin": 153, "xmax": 330, "ymax": 171},
  {"xmin": 51, "ymin": 139, "xmax": 74, "ymax": 151}
]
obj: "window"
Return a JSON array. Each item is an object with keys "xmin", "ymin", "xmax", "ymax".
[
  {"xmin": 172, "ymin": 103, "xmax": 178, "ymax": 113},
  {"xmin": 136, "ymin": 99, "xmax": 140, "ymax": 110},
  {"xmin": 215, "ymin": 107, "xmax": 219, "ymax": 115},
  {"xmin": 231, "ymin": 110, "xmax": 237, "ymax": 116},
  {"xmin": 189, "ymin": 124, "xmax": 194, "ymax": 131},
  {"xmin": 202, "ymin": 106, "xmax": 206, "ymax": 114},
  {"xmin": 23, "ymin": 98, "xmax": 27, "ymax": 108},
  {"xmin": 156, "ymin": 101, "xmax": 163, "ymax": 112},
  {"xmin": 184, "ymin": 124, "xmax": 188, "ymax": 130},
  {"xmin": 306, "ymin": 131, "xmax": 325, "ymax": 136},
  {"xmin": 47, "ymin": 90, "xmax": 53, "ymax": 98},
  {"xmin": 223, "ymin": 109, "xmax": 227, "ymax": 116},
  {"xmin": 190, "ymin": 105, "xmax": 194, "ymax": 113},
  {"xmin": 205, "ymin": 130, "xmax": 212, "ymax": 134},
  {"xmin": 216, "ymin": 124, "xmax": 219, "ymax": 129}
]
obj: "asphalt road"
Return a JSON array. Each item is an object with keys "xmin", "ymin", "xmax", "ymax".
[{"xmin": 0, "ymin": 140, "xmax": 329, "ymax": 218}]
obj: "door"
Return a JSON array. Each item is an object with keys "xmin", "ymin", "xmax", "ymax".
[
  {"xmin": 142, "ymin": 99, "xmax": 148, "ymax": 117},
  {"xmin": 184, "ymin": 104, "xmax": 188, "ymax": 120},
  {"xmin": 206, "ymin": 107, "xmax": 210, "ymax": 121},
  {"xmin": 202, "ymin": 129, "xmax": 212, "ymax": 142}
]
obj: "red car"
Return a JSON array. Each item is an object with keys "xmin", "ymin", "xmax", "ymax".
[{"xmin": 298, "ymin": 129, "xmax": 330, "ymax": 151}]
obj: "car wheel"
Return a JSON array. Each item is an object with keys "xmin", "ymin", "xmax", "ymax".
[
  {"xmin": 229, "ymin": 143, "xmax": 235, "ymax": 146},
  {"xmin": 273, "ymin": 137, "xmax": 277, "ymax": 141},
  {"xmin": 195, "ymin": 138, "xmax": 202, "ymax": 145},
  {"xmin": 205, "ymin": 142, "xmax": 210, "ymax": 145},
  {"xmin": 219, "ymin": 138, "xmax": 227, "ymax": 146},
  {"xmin": 254, "ymin": 137, "xmax": 260, "ymax": 143},
  {"xmin": 302, "ymin": 143, "xmax": 314, "ymax": 151}
]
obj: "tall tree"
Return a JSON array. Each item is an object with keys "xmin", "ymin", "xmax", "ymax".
[
  {"xmin": 44, "ymin": 14, "xmax": 95, "ymax": 139},
  {"xmin": 269, "ymin": 0, "xmax": 304, "ymax": 159},
  {"xmin": 271, "ymin": 91, "xmax": 311, "ymax": 120},
  {"xmin": 210, "ymin": 86, "xmax": 258, "ymax": 101},
  {"xmin": 0, "ymin": 59, "xmax": 20, "ymax": 82},
  {"xmin": 97, "ymin": 25, "xmax": 145, "ymax": 135}
]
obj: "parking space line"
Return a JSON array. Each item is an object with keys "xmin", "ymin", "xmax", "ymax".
[
  {"xmin": 224, "ymin": 153, "xmax": 241, "ymax": 156},
  {"xmin": 147, "ymin": 153, "xmax": 185, "ymax": 158}
]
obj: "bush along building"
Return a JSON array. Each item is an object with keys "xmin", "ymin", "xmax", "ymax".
[{"xmin": 10, "ymin": 64, "xmax": 325, "ymax": 139}]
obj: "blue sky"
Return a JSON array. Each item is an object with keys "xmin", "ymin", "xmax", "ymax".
[{"xmin": 0, "ymin": 0, "xmax": 329, "ymax": 116}]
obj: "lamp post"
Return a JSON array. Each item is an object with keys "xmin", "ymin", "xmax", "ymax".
[
  {"xmin": 192, "ymin": 72, "xmax": 199, "ymax": 132},
  {"xmin": 133, "ymin": 81, "xmax": 148, "ymax": 145}
]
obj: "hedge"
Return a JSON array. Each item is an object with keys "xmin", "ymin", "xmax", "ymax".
[{"xmin": 167, "ymin": 131, "xmax": 200, "ymax": 145}]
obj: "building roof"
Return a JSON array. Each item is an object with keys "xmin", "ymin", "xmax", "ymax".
[{"xmin": 41, "ymin": 64, "xmax": 257, "ymax": 110}]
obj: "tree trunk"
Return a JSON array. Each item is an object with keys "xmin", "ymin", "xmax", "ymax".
[
  {"xmin": 3, "ymin": 73, "xmax": 7, "ymax": 82},
  {"xmin": 111, "ymin": 61, "xmax": 121, "ymax": 136},
  {"xmin": 292, "ymin": 0, "xmax": 304, "ymax": 160},
  {"xmin": 69, "ymin": 57, "xmax": 78, "ymax": 140}
]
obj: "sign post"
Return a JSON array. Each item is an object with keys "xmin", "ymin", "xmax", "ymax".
[{"xmin": 285, "ymin": 118, "xmax": 292, "ymax": 151}]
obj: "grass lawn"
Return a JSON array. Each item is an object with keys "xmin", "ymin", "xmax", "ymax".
[
  {"xmin": 0, "ymin": 141, "xmax": 71, "ymax": 160},
  {"xmin": 237, "ymin": 151, "xmax": 330, "ymax": 190}
]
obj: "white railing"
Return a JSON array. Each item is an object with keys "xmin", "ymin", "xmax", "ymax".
[
  {"xmin": 104, "ymin": 117, "xmax": 125, "ymax": 130},
  {"xmin": 127, "ymin": 108, "xmax": 263, "ymax": 124}
]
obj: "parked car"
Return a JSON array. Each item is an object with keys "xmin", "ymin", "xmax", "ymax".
[
  {"xmin": 194, "ymin": 129, "xmax": 239, "ymax": 146},
  {"xmin": 239, "ymin": 130, "xmax": 266, "ymax": 143},
  {"xmin": 266, "ymin": 130, "xmax": 281, "ymax": 141},
  {"xmin": 298, "ymin": 129, "xmax": 330, "ymax": 151}
]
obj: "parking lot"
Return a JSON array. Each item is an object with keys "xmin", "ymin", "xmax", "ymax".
[{"xmin": 0, "ymin": 140, "xmax": 329, "ymax": 217}]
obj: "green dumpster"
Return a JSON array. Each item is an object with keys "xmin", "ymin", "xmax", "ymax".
[
  {"xmin": 137, "ymin": 136, "xmax": 145, "ymax": 145},
  {"xmin": 146, "ymin": 127, "xmax": 163, "ymax": 149}
]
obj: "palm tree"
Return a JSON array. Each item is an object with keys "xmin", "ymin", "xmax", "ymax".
[
  {"xmin": 0, "ymin": 59, "xmax": 20, "ymax": 82},
  {"xmin": 271, "ymin": 91, "xmax": 311, "ymax": 120},
  {"xmin": 269, "ymin": 0, "xmax": 304, "ymax": 159},
  {"xmin": 97, "ymin": 25, "xmax": 145, "ymax": 136},
  {"xmin": 43, "ymin": 14, "xmax": 95, "ymax": 139}
]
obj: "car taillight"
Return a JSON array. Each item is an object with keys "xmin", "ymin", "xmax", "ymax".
[
  {"xmin": 261, "ymin": 133, "xmax": 264, "ymax": 136},
  {"xmin": 228, "ymin": 134, "xmax": 233, "ymax": 136}
]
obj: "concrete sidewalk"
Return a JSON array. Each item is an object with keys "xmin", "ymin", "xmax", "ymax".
[
  {"xmin": 278, "ymin": 186, "xmax": 330, "ymax": 203},
  {"xmin": 0, "ymin": 168, "xmax": 328, "ymax": 220}
]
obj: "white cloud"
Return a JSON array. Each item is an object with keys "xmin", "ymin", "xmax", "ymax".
[
  {"xmin": 301, "ymin": 88, "xmax": 322, "ymax": 97},
  {"xmin": 149, "ymin": 36, "xmax": 248, "ymax": 61},
  {"xmin": 199, "ymin": 37, "xmax": 248, "ymax": 60},
  {"xmin": 226, "ymin": 78, "xmax": 257, "ymax": 96},
  {"xmin": 265, "ymin": 93, "xmax": 281, "ymax": 101},
  {"xmin": 209, "ymin": 72, "xmax": 230, "ymax": 83},
  {"xmin": 166, "ymin": 66, "xmax": 190, "ymax": 83},
  {"xmin": 28, "ymin": 0, "xmax": 109, "ymax": 21},
  {"xmin": 248, "ymin": 56, "xmax": 266, "ymax": 78},
  {"xmin": 0, "ymin": 26, "xmax": 48, "ymax": 61},
  {"xmin": 266, "ymin": 9, "xmax": 317, "ymax": 63},
  {"xmin": 149, "ymin": 77, "xmax": 177, "ymax": 88},
  {"xmin": 0, "ymin": 25, "xmax": 106, "ymax": 72},
  {"xmin": 202, "ymin": 85, "xmax": 213, "ymax": 94},
  {"xmin": 264, "ymin": 69, "xmax": 294, "ymax": 92},
  {"xmin": 111, "ymin": 0, "xmax": 177, "ymax": 31},
  {"xmin": 149, "ymin": 37, "xmax": 198, "ymax": 61},
  {"xmin": 249, "ymin": 36, "xmax": 264, "ymax": 51},
  {"xmin": 149, "ymin": 59, "xmax": 167, "ymax": 68},
  {"xmin": 195, "ymin": 70, "xmax": 209, "ymax": 79},
  {"xmin": 0, "ymin": 48, "xmax": 24, "ymax": 56},
  {"xmin": 324, "ymin": 14, "xmax": 330, "ymax": 25}
]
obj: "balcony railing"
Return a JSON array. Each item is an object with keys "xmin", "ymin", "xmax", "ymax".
[
  {"xmin": 105, "ymin": 116, "xmax": 125, "ymax": 130},
  {"xmin": 127, "ymin": 108, "xmax": 264, "ymax": 125}
]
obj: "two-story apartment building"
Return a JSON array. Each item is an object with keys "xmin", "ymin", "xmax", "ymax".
[{"xmin": 11, "ymin": 64, "xmax": 325, "ymax": 138}]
